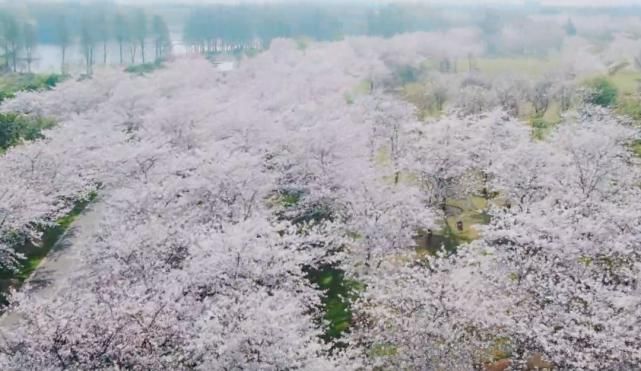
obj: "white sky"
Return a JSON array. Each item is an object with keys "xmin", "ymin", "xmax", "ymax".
[
  {"xmin": 108, "ymin": 0, "xmax": 640, "ymax": 5},
  {"xmin": 18, "ymin": 0, "xmax": 641, "ymax": 6}
]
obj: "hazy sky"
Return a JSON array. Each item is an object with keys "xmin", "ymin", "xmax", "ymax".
[
  {"xmin": 23, "ymin": 0, "xmax": 640, "ymax": 6},
  {"xmin": 110, "ymin": 0, "xmax": 640, "ymax": 5}
]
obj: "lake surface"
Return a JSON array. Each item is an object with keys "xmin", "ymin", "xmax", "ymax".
[{"xmin": 29, "ymin": 33, "xmax": 189, "ymax": 74}]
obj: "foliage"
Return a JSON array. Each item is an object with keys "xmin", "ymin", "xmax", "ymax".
[
  {"xmin": 0, "ymin": 73, "xmax": 63, "ymax": 103},
  {"xmin": 124, "ymin": 60, "xmax": 164, "ymax": 75},
  {"xmin": 584, "ymin": 76, "xmax": 618, "ymax": 107},
  {"xmin": 0, "ymin": 113, "xmax": 55, "ymax": 151}
]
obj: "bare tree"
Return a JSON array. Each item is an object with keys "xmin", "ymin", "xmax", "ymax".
[
  {"xmin": 132, "ymin": 9, "xmax": 147, "ymax": 64},
  {"xmin": 529, "ymin": 79, "xmax": 552, "ymax": 117},
  {"xmin": 114, "ymin": 13, "xmax": 129, "ymax": 65},
  {"xmin": 22, "ymin": 21, "xmax": 37, "ymax": 73},
  {"xmin": 56, "ymin": 15, "xmax": 70, "ymax": 74},
  {"xmin": 152, "ymin": 15, "xmax": 170, "ymax": 62},
  {"xmin": 81, "ymin": 18, "xmax": 95, "ymax": 76},
  {"xmin": 1, "ymin": 13, "xmax": 20, "ymax": 72}
]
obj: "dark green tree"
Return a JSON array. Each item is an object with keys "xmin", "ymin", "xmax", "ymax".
[{"xmin": 564, "ymin": 18, "xmax": 577, "ymax": 36}]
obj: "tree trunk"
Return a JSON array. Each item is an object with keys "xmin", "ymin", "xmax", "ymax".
[
  {"xmin": 118, "ymin": 40, "xmax": 123, "ymax": 65},
  {"xmin": 103, "ymin": 41, "xmax": 107, "ymax": 64},
  {"xmin": 11, "ymin": 43, "xmax": 17, "ymax": 72},
  {"xmin": 61, "ymin": 46, "xmax": 66, "ymax": 74},
  {"xmin": 131, "ymin": 44, "xmax": 137, "ymax": 64},
  {"xmin": 3, "ymin": 43, "xmax": 8, "ymax": 71},
  {"xmin": 140, "ymin": 40, "xmax": 145, "ymax": 64},
  {"xmin": 26, "ymin": 50, "xmax": 32, "ymax": 73}
]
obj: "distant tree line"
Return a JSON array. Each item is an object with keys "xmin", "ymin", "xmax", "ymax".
[
  {"xmin": 183, "ymin": 5, "xmax": 343, "ymax": 53},
  {"xmin": 180, "ymin": 3, "xmax": 604, "ymax": 59},
  {"xmin": 182, "ymin": 4, "xmax": 450, "ymax": 54},
  {"xmin": 0, "ymin": 12, "xmax": 38, "ymax": 73},
  {"xmin": 0, "ymin": 3, "xmax": 171, "ymax": 76}
]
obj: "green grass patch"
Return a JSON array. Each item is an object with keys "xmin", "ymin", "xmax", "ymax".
[
  {"xmin": 370, "ymin": 343, "xmax": 398, "ymax": 357},
  {"xmin": 530, "ymin": 115, "xmax": 560, "ymax": 140},
  {"xmin": 400, "ymin": 82, "xmax": 445, "ymax": 120},
  {"xmin": 125, "ymin": 60, "xmax": 165, "ymax": 75},
  {"xmin": 0, "ymin": 73, "xmax": 64, "ymax": 103},
  {"xmin": 617, "ymin": 96, "xmax": 641, "ymax": 122},
  {"xmin": 603, "ymin": 70, "xmax": 641, "ymax": 96},
  {"xmin": 416, "ymin": 196, "xmax": 491, "ymax": 256},
  {"xmin": 276, "ymin": 189, "xmax": 304, "ymax": 208},
  {"xmin": 306, "ymin": 265, "xmax": 363, "ymax": 344},
  {"xmin": 631, "ymin": 140, "xmax": 641, "ymax": 158}
]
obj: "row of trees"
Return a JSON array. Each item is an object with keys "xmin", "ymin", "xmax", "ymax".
[
  {"xmin": 0, "ymin": 13, "xmax": 37, "ymax": 73},
  {"xmin": 181, "ymin": 3, "xmax": 583, "ymax": 58},
  {"xmin": 0, "ymin": 6, "xmax": 171, "ymax": 75},
  {"xmin": 181, "ymin": 4, "xmax": 448, "ymax": 53},
  {"xmin": 74, "ymin": 10, "xmax": 171, "ymax": 75},
  {"xmin": 183, "ymin": 5, "xmax": 342, "ymax": 53}
]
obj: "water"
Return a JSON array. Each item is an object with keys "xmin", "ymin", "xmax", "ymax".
[{"xmin": 28, "ymin": 33, "xmax": 189, "ymax": 74}]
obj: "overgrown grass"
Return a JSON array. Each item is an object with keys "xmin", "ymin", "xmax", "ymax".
[
  {"xmin": 617, "ymin": 96, "xmax": 641, "ymax": 122},
  {"xmin": 603, "ymin": 70, "xmax": 641, "ymax": 96},
  {"xmin": 416, "ymin": 195, "xmax": 493, "ymax": 257},
  {"xmin": 631, "ymin": 140, "xmax": 641, "ymax": 157},
  {"xmin": 306, "ymin": 265, "xmax": 363, "ymax": 344},
  {"xmin": 400, "ymin": 82, "xmax": 444, "ymax": 120},
  {"xmin": 272, "ymin": 188, "xmax": 361, "ymax": 344},
  {"xmin": 0, "ymin": 73, "xmax": 63, "ymax": 103},
  {"xmin": 530, "ymin": 115, "xmax": 560, "ymax": 140}
]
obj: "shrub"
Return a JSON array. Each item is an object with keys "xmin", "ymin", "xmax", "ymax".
[
  {"xmin": 0, "ymin": 114, "xmax": 19, "ymax": 149},
  {"xmin": 0, "ymin": 113, "xmax": 56, "ymax": 151},
  {"xmin": 125, "ymin": 61, "xmax": 164, "ymax": 75},
  {"xmin": 530, "ymin": 115, "xmax": 555, "ymax": 140},
  {"xmin": 584, "ymin": 77, "xmax": 618, "ymax": 107},
  {"xmin": 0, "ymin": 73, "xmax": 64, "ymax": 104}
]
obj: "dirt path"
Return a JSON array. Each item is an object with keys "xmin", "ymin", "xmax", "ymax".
[{"xmin": 0, "ymin": 204, "xmax": 102, "ymax": 330}]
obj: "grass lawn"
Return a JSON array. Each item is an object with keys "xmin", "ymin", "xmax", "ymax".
[
  {"xmin": 0, "ymin": 73, "xmax": 63, "ymax": 102},
  {"xmin": 416, "ymin": 195, "xmax": 492, "ymax": 257},
  {"xmin": 605, "ymin": 70, "xmax": 641, "ymax": 96}
]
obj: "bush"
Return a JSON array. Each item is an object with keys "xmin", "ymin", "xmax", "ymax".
[
  {"xmin": 0, "ymin": 73, "xmax": 64, "ymax": 103},
  {"xmin": 125, "ymin": 61, "xmax": 164, "ymax": 75},
  {"xmin": 0, "ymin": 113, "xmax": 56, "ymax": 151},
  {"xmin": 584, "ymin": 77, "xmax": 618, "ymax": 107},
  {"xmin": 530, "ymin": 116, "xmax": 556, "ymax": 140},
  {"xmin": 0, "ymin": 114, "xmax": 19, "ymax": 149}
]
